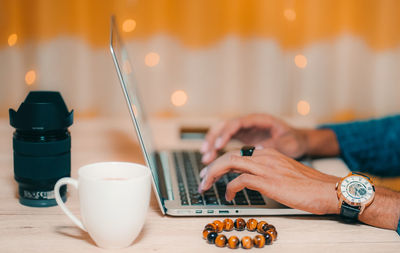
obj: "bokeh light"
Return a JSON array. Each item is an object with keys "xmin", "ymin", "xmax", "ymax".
[
  {"xmin": 122, "ymin": 19, "xmax": 136, "ymax": 33},
  {"xmin": 145, "ymin": 52, "xmax": 160, "ymax": 67},
  {"xmin": 25, "ymin": 70, "xmax": 36, "ymax": 86},
  {"xmin": 295, "ymin": 54, "xmax": 307, "ymax": 69},
  {"xmin": 171, "ymin": 90, "xmax": 188, "ymax": 107},
  {"xmin": 297, "ymin": 100, "xmax": 310, "ymax": 116},
  {"xmin": 284, "ymin": 9, "xmax": 296, "ymax": 21},
  {"xmin": 8, "ymin": 33, "xmax": 18, "ymax": 47}
]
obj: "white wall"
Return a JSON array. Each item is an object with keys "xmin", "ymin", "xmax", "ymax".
[{"xmin": 1, "ymin": 34, "xmax": 400, "ymax": 121}]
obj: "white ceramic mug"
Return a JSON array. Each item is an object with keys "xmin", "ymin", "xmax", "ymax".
[{"xmin": 54, "ymin": 162, "xmax": 151, "ymax": 249}]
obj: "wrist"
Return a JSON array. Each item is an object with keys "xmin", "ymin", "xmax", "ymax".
[
  {"xmin": 315, "ymin": 181, "xmax": 340, "ymax": 215},
  {"xmin": 301, "ymin": 128, "xmax": 340, "ymax": 157},
  {"xmin": 327, "ymin": 182, "xmax": 340, "ymax": 215},
  {"xmin": 295, "ymin": 129, "xmax": 312, "ymax": 157},
  {"xmin": 358, "ymin": 187, "xmax": 400, "ymax": 230}
]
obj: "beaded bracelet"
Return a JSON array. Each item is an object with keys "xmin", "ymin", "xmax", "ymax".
[{"xmin": 202, "ymin": 218, "xmax": 277, "ymax": 249}]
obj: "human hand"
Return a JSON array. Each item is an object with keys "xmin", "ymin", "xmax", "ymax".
[
  {"xmin": 198, "ymin": 148, "xmax": 340, "ymax": 215},
  {"xmin": 200, "ymin": 114, "xmax": 309, "ymax": 164}
]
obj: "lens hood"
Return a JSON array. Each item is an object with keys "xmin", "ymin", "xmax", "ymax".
[{"xmin": 9, "ymin": 91, "xmax": 73, "ymax": 131}]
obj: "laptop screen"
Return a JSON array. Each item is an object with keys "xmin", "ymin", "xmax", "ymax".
[{"xmin": 109, "ymin": 16, "xmax": 164, "ymax": 211}]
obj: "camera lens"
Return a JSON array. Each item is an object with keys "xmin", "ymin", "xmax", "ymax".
[{"xmin": 9, "ymin": 91, "xmax": 73, "ymax": 207}]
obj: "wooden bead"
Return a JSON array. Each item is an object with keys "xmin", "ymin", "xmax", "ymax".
[
  {"xmin": 241, "ymin": 236, "xmax": 254, "ymax": 249},
  {"xmin": 213, "ymin": 220, "xmax": 224, "ymax": 232},
  {"xmin": 253, "ymin": 235, "xmax": 266, "ymax": 248},
  {"xmin": 234, "ymin": 218, "xmax": 246, "ymax": 231},
  {"xmin": 215, "ymin": 234, "xmax": 227, "ymax": 247},
  {"xmin": 265, "ymin": 224, "xmax": 276, "ymax": 232},
  {"xmin": 207, "ymin": 232, "xmax": 218, "ymax": 244},
  {"xmin": 227, "ymin": 236, "xmax": 240, "ymax": 249},
  {"xmin": 246, "ymin": 218, "xmax": 258, "ymax": 231},
  {"xmin": 204, "ymin": 223, "xmax": 217, "ymax": 231},
  {"xmin": 267, "ymin": 229, "xmax": 278, "ymax": 241},
  {"xmin": 256, "ymin": 221, "xmax": 268, "ymax": 233},
  {"xmin": 223, "ymin": 218, "xmax": 234, "ymax": 231},
  {"xmin": 263, "ymin": 232, "xmax": 273, "ymax": 245},
  {"xmin": 202, "ymin": 229, "xmax": 214, "ymax": 240}
]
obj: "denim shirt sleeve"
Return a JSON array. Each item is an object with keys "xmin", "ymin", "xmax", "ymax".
[
  {"xmin": 320, "ymin": 115, "xmax": 400, "ymax": 177},
  {"xmin": 397, "ymin": 218, "xmax": 400, "ymax": 236}
]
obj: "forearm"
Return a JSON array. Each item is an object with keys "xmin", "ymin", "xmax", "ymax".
[
  {"xmin": 299, "ymin": 129, "xmax": 340, "ymax": 157},
  {"xmin": 318, "ymin": 115, "xmax": 400, "ymax": 176},
  {"xmin": 326, "ymin": 184, "xmax": 400, "ymax": 231},
  {"xmin": 358, "ymin": 187, "xmax": 400, "ymax": 231}
]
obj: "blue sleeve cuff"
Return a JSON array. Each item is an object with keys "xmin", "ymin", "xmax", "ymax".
[{"xmin": 397, "ymin": 218, "xmax": 400, "ymax": 236}]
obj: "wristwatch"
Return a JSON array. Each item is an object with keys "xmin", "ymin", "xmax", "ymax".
[{"xmin": 336, "ymin": 172, "xmax": 375, "ymax": 220}]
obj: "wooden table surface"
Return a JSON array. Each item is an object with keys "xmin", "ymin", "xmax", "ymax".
[{"xmin": 0, "ymin": 118, "xmax": 399, "ymax": 253}]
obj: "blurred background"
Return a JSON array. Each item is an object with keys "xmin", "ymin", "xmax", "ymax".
[{"xmin": 1, "ymin": 0, "xmax": 400, "ymax": 123}]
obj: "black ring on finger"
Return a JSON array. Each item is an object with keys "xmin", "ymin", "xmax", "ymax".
[{"xmin": 240, "ymin": 146, "xmax": 256, "ymax": 156}]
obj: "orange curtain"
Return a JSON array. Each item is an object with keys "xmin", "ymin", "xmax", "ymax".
[{"xmin": 2, "ymin": 0, "xmax": 400, "ymax": 50}]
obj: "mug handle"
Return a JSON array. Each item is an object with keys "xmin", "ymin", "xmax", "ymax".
[{"xmin": 54, "ymin": 178, "xmax": 87, "ymax": 232}]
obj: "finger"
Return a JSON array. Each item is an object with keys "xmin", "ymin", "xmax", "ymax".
[
  {"xmin": 199, "ymin": 166, "xmax": 208, "ymax": 178},
  {"xmin": 250, "ymin": 147, "xmax": 280, "ymax": 158},
  {"xmin": 201, "ymin": 121, "xmax": 227, "ymax": 163},
  {"xmin": 198, "ymin": 153, "xmax": 266, "ymax": 193},
  {"xmin": 217, "ymin": 114, "xmax": 283, "ymax": 150},
  {"xmin": 213, "ymin": 119, "xmax": 241, "ymax": 149},
  {"xmin": 275, "ymin": 133, "xmax": 306, "ymax": 158},
  {"xmin": 225, "ymin": 173, "xmax": 266, "ymax": 201},
  {"xmin": 240, "ymin": 113, "xmax": 276, "ymax": 129},
  {"xmin": 203, "ymin": 121, "xmax": 226, "ymax": 153},
  {"xmin": 255, "ymin": 145, "xmax": 264, "ymax": 150},
  {"xmin": 203, "ymin": 132, "xmax": 275, "ymax": 164},
  {"xmin": 256, "ymin": 139, "xmax": 276, "ymax": 150},
  {"xmin": 201, "ymin": 151, "xmax": 218, "ymax": 164},
  {"xmin": 200, "ymin": 141, "xmax": 208, "ymax": 153}
]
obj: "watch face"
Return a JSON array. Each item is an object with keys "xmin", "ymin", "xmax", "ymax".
[{"xmin": 340, "ymin": 175, "xmax": 374, "ymax": 204}]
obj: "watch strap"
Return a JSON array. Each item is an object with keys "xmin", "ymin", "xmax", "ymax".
[
  {"xmin": 351, "ymin": 172, "xmax": 371, "ymax": 180},
  {"xmin": 340, "ymin": 202, "xmax": 361, "ymax": 220}
]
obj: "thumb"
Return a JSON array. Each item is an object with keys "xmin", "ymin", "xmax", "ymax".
[
  {"xmin": 275, "ymin": 134, "xmax": 306, "ymax": 158},
  {"xmin": 256, "ymin": 139, "xmax": 276, "ymax": 150}
]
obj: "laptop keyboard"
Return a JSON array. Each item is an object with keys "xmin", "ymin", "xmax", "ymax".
[{"xmin": 173, "ymin": 151, "xmax": 266, "ymax": 206}]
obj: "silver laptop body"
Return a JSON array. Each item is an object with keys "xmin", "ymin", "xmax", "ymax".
[{"xmin": 109, "ymin": 16, "xmax": 309, "ymax": 216}]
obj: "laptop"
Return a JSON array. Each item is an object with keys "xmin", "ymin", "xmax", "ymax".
[{"xmin": 109, "ymin": 16, "xmax": 309, "ymax": 216}]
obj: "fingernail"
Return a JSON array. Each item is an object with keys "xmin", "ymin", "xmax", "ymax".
[
  {"xmin": 199, "ymin": 167, "xmax": 208, "ymax": 178},
  {"xmin": 225, "ymin": 193, "xmax": 230, "ymax": 202},
  {"xmin": 255, "ymin": 145, "xmax": 264, "ymax": 150},
  {"xmin": 200, "ymin": 142, "xmax": 208, "ymax": 153},
  {"xmin": 215, "ymin": 137, "xmax": 223, "ymax": 149},
  {"xmin": 198, "ymin": 179, "xmax": 205, "ymax": 193},
  {"xmin": 201, "ymin": 152, "xmax": 211, "ymax": 163}
]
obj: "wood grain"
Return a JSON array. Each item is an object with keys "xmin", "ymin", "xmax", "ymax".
[{"xmin": 0, "ymin": 118, "xmax": 399, "ymax": 252}]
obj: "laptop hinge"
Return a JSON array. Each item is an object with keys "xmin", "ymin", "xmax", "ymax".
[
  {"xmin": 159, "ymin": 151, "xmax": 174, "ymax": 201},
  {"xmin": 153, "ymin": 152, "xmax": 170, "ymax": 201}
]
